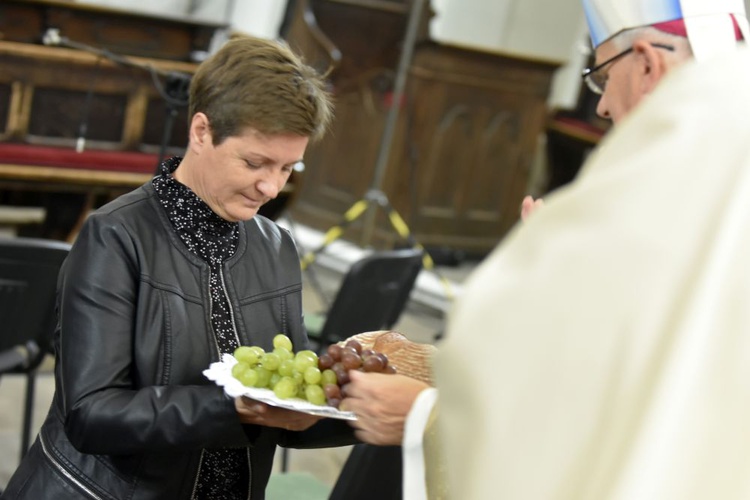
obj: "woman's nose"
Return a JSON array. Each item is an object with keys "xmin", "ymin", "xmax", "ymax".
[{"xmin": 256, "ymin": 176, "xmax": 281, "ymax": 199}]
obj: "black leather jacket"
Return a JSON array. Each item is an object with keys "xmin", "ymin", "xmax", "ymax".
[{"xmin": 2, "ymin": 183, "xmax": 354, "ymax": 499}]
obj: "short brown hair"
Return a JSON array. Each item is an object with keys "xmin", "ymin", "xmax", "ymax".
[{"xmin": 189, "ymin": 34, "xmax": 333, "ymax": 143}]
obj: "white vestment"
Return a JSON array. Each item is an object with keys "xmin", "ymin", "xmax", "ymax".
[{"xmin": 432, "ymin": 47, "xmax": 750, "ymax": 499}]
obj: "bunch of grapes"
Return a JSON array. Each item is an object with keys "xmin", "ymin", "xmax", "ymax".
[
  {"xmin": 317, "ymin": 338, "xmax": 396, "ymax": 408},
  {"xmin": 231, "ymin": 334, "xmax": 396, "ymax": 409},
  {"xmin": 232, "ymin": 334, "xmax": 329, "ymax": 406}
]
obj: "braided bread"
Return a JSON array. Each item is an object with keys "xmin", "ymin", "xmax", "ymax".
[{"xmin": 341, "ymin": 330, "xmax": 437, "ymax": 385}]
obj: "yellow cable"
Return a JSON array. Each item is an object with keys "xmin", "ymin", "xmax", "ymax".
[
  {"xmin": 388, "ymin": 210, "xmax": 411, "ymax": 239},
  {"xmin": 344, "ymin": 200, "xmax": 369, "ymax": 221},
  {"xmin": 299, "ymin": 199, "xmax": 370, "ymax": 269},
  {"xmin": 322, "ymin": 226, "xmax": 344, "ymax": 245},
  {"xmin": 300, "ymin": 197, "xmax": 456, "ymax": 302}
]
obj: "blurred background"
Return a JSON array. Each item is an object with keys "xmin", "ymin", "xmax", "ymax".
[{"xmin": 4, "ymin": 0, "xmax": 747, "ymax": 497}]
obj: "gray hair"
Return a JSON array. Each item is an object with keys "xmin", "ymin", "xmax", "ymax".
[{"xmin": 610, "ymin": 26, "xmax": 693, "ymax": 60}]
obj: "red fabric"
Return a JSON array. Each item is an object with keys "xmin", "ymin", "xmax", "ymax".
[
  {"xmin": 0, "ymin": 143, "xmax": 160, "ymax": 173},
  {"xmin": 652, "ymin": 19, "xmax": 688, "ymax": 37},
  {"xmin": 552, "ymin": 116, "xmax": 607, "ymax": 138},
  {"xmin": 653, "ymin": 15, "xmax": 744, "ymax": 41}
]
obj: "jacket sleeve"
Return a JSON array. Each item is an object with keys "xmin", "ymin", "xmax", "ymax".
[
  {"xmin": 278, "ymin": 417, "xmax": 359, "ymax": 449},
  {"xmin": 58, "ymin": 212, "xmax": 250, "ymax": 455}
]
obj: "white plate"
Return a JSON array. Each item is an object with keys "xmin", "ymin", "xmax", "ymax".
[{"xmin": 203, "ymin": 353, "xmax": 357, "ymax": 421}]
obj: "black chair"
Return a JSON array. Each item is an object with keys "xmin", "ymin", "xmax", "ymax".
[
  {"xmin": 277, "ymin": 248, "xmax": 424, "ymax": 474},
  {"xmin": 320, "ymin": 249, "xmax": 425, "ymax": 498},
  {"xmin": 304, "ymin": 247, "xmax": 424, "ymax": 352},
  {"xmin": 0, "ymin": 237, "xmax": 71, "ymax": 463}
]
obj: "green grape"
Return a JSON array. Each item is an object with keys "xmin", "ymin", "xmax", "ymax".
[
  {"xmin": 303, "ymin": 366, "xmax": 322, "ymax": 385},
  {"xmin": 269, "ymin": 372, "xmax": 282, "ymax": 389},
  {"xmin": 305, "ymin": 384, "xmax": 326, "ymax": 406},
  {"xmin": 231, "ymin": 361, "xmax": 250, "ymax": 379},
  {"xmin": 249, "ymin": 346, "xmax": 265, "ymax": 358},
  {"xmin": 298, "ymin": 350, "xmax": 319, "ymax": 364},
  {"xmin": 238, "ymin": 369, "xmax": 259, "ymax": 387},
  {"xmin": 255, "ymin": 367, "xmax": 272, "ymax": 388},
  {"xmin": 294, "ymin": 351, "xmax": 317, "ymax": 372},
  {"xmin": 274, "ymin": 347, "xmax": 293, "ymax": 362},
  {"xmin": 321, "ymin": 369, "xmax": 337, "ymax": 386},
  {"xmin": 273, "ymin": 333, "xmax": 294, "ymax": 351},
  {"xmin": 261, "ymin": 352, "xmax": 281, "ymax": 371},
  {"xmin": 278, "ymin": 359, "xmax": 295, "ymax": 377},
  {"xmin": 292, "ymin": 370, "xmax": 304, "ymax": 386},
  {"xmin": 234, "ymin": 346, "xmax": 260, "ymax": 365},
  {"xmin": 274, "ymin": 377, "xmax": 298, "ymax": 399}
]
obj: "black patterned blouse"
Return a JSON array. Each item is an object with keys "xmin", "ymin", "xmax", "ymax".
[{"xmin": 153, "ymin": 157, "xmax": 249, "ymax": 500}]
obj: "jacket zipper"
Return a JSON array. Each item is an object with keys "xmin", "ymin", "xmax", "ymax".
[
  {"xmin": 219, "ymin": 267, "xmax": 242, "ymax": 348},
  {"xmin": 39, "ymin": 432, "xmax": 104, "ymax": 500},
  {"xmin": 193, "ymin": 267, "xmax": 252, "ymax": 498},
  {"xmin": 245, "ymin": 448, "xmax": 252, "ymax": 500},
  {"xmin": 218, "ymin": 266, "xmax": 253, "ymax": 498},
  {"xmin": 189, "ymin": 449, "xmax": 205, "ymax": 499},
  {"xmin": 204, "ymin": 268, "xmax": 241, "ymax": 357}
]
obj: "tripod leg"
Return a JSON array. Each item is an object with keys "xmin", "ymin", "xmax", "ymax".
[
  {"xmin": 300, "ymin": 198, "xmax": 371, "ymax": 269},
  {"xmin": 383, "ymin": 202, "xmax": 455, "ymax": 300}
]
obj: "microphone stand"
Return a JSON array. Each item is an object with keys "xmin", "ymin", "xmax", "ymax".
[
  {"xmin": 41, "ymin": 28, "xmax": 192, "ymax": 174},
  {"xmin": 296, "ymin": 0, "xmax": 455, "ymax": 300}
]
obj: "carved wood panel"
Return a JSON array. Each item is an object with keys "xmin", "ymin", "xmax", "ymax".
[{"xmin": 291, "ymin": 41, "xmax": 558, "ymax": 255}]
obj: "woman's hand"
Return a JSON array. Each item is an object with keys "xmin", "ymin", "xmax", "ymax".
[
  {"xmin": 235, "ymin": 396, "xmax": 321, "ymax": 431},
  {"xmin": 341, "ymin": 370, "xmax": 430, "ymax": 445}
]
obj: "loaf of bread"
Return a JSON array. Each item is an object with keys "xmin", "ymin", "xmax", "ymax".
[{"xmin": 341, "ymin": 330, "xmax": 437, "ymax": 385}]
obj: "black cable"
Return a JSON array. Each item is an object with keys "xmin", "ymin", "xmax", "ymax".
[
  {"xmin": 148, "ymin": 67, "xmax": 191, "ymax": 108},
  {"xmin": 42, "ymin": 28, "xmax": 192, "ymax": 175}
]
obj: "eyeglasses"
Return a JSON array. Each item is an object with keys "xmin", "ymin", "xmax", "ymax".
[{"xmin": 582, "ymin": 43, "xmax": 675, "ymax": 95}]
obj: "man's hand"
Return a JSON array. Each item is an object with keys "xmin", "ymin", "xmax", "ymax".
[
  {"xmin": 521, "ymin": 195, "xmax": 545, "ymax": 221},
  {"xmin": 235, "ymin": 396, "xmax": 321, "ymax": 431},
  {"xmin": 341, "ymin": 371, "xmax": 430, "ymax": 445}
]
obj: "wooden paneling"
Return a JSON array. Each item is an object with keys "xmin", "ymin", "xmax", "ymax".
[
  {"xmin": 285, "ymin": 0, "xmax": 559, "ymax": 255},
  {"xmin": 0, "ymin": 40, "xmax": 197, "ymax": 152},
  {"xmin": 0, "ymin": 0, "xmax": 225, "ymax": 62},
  {"xmin": 396, "ymin": 45, "xmax": 554, "ymax": 250},
  {"xmin": 290, "ymin": 39, "xmax": 558, "ymax": 254},
  {"xmin": 0, "ymin": 2, "xmax": 230, "ymax": 241}
]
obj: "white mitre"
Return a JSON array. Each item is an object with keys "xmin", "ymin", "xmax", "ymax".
[{"xmin": 582, "ymin": 0, "xmax": 749, "ymax": 60}]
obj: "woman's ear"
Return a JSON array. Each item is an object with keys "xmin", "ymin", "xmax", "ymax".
[
  {"xmin": 188, "ymin": 112, "xmax": 212, "ymax": 153},
  {"xmin": 633, "ymin": 39, "xmax": 668, "ymax": 95}
]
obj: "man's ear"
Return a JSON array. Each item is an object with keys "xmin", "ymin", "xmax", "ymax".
[
  {"xmin": 633, "ymin": 40, "xmax": 668, "ymax": 94},
  {"xmin": 188, "ymin": 112, "xmax": 212, "ymax": 153}
]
